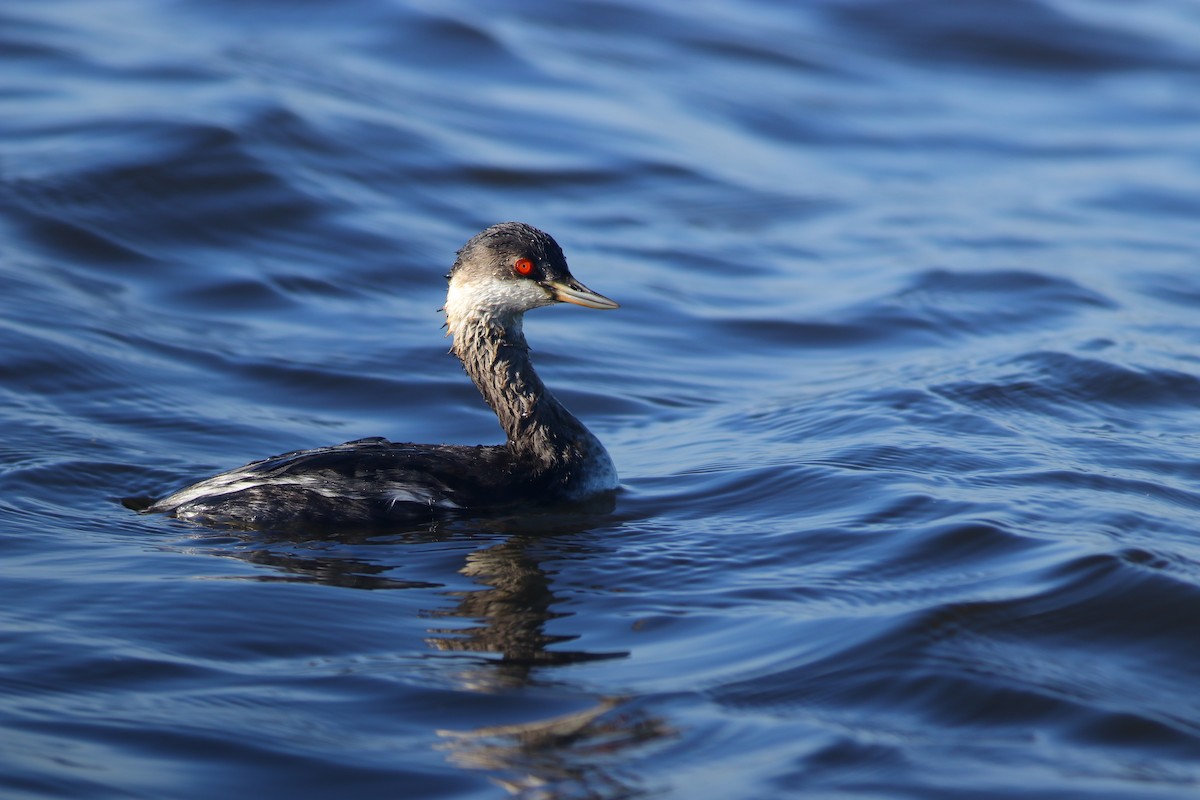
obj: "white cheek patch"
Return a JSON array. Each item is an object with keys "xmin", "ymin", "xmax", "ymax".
[{"xmin": 444, "ymin": 277, "xmax": 551, "ymax": 337}]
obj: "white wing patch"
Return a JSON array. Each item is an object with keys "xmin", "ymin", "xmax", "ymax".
[
  {"xmin": 153, "ymin": 473, "xmax": 268, "ymax": 509},
  {"xmin": 387, "ymin": 486, "xmax": 460, "ymax": 510},
  {"xmin": 155, "ymin": 467, "xmax": 461, "ymax": 513}
]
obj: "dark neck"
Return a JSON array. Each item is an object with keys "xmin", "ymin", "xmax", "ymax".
[{"xmin": 451, "ymin": 313, "xmax": 595, "ymax": 469}]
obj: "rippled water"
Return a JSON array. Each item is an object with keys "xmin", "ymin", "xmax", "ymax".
[{"xmin": 3, "ymin": 0, "xmax": 1200, "ymax": 797}]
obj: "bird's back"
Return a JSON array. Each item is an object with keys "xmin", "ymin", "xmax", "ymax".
[{"xmin": 145, "ymin": 437, "xmax": 529, "ymax": 529}]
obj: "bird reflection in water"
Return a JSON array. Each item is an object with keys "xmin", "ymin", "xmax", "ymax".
[
  {"xmin": 172, "ymin": 513, "xmax": 671, "ymax": 798},
  {"xmin": 416, "ymin": 525, "xmax": 670, "ymax": 797},
  {"xmin": 438, "ymin": 696, "xmax": 671, "ymax": 799},
  {"xmin": 424, "ymin": 535, "xmax": 627, "ymax": 685}
]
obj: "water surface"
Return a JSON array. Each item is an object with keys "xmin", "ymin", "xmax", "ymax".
[{"xmin": 3, "ymin": 0, "xmax": 1200, "ymax": 797}]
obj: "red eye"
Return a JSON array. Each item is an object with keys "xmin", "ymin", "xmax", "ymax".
[{"xmin": 514, "ymin": 258, "xmax": 535, "ymax": 276}]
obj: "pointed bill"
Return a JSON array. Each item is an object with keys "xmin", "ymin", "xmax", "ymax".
[{"xmin": 544, "ymin": 278, "xmax": 619, "ymax": 310}]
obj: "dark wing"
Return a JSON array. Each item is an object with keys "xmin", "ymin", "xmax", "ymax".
[{"xmin": 146, "ymin": 437, "xmax": 523, "ymax": 527}]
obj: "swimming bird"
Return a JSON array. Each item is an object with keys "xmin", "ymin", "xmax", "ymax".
[{"xmin": 135, "ymin": 222, "xmax": 619, "ymax": 529}]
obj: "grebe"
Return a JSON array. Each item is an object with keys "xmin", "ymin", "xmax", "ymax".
[{"xmin": 137, "ymin": 222, "xmax": 619, "ymax": 528}]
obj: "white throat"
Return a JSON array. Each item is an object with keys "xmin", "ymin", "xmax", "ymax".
[{"xmin": 444, "ymin": 276, "xmax": 551, "ymax": 340}]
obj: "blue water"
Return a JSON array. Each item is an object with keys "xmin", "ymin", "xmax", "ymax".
[{"xmin": 3, "ymin": 0, "xmax": 1200, "ymax": 797}]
